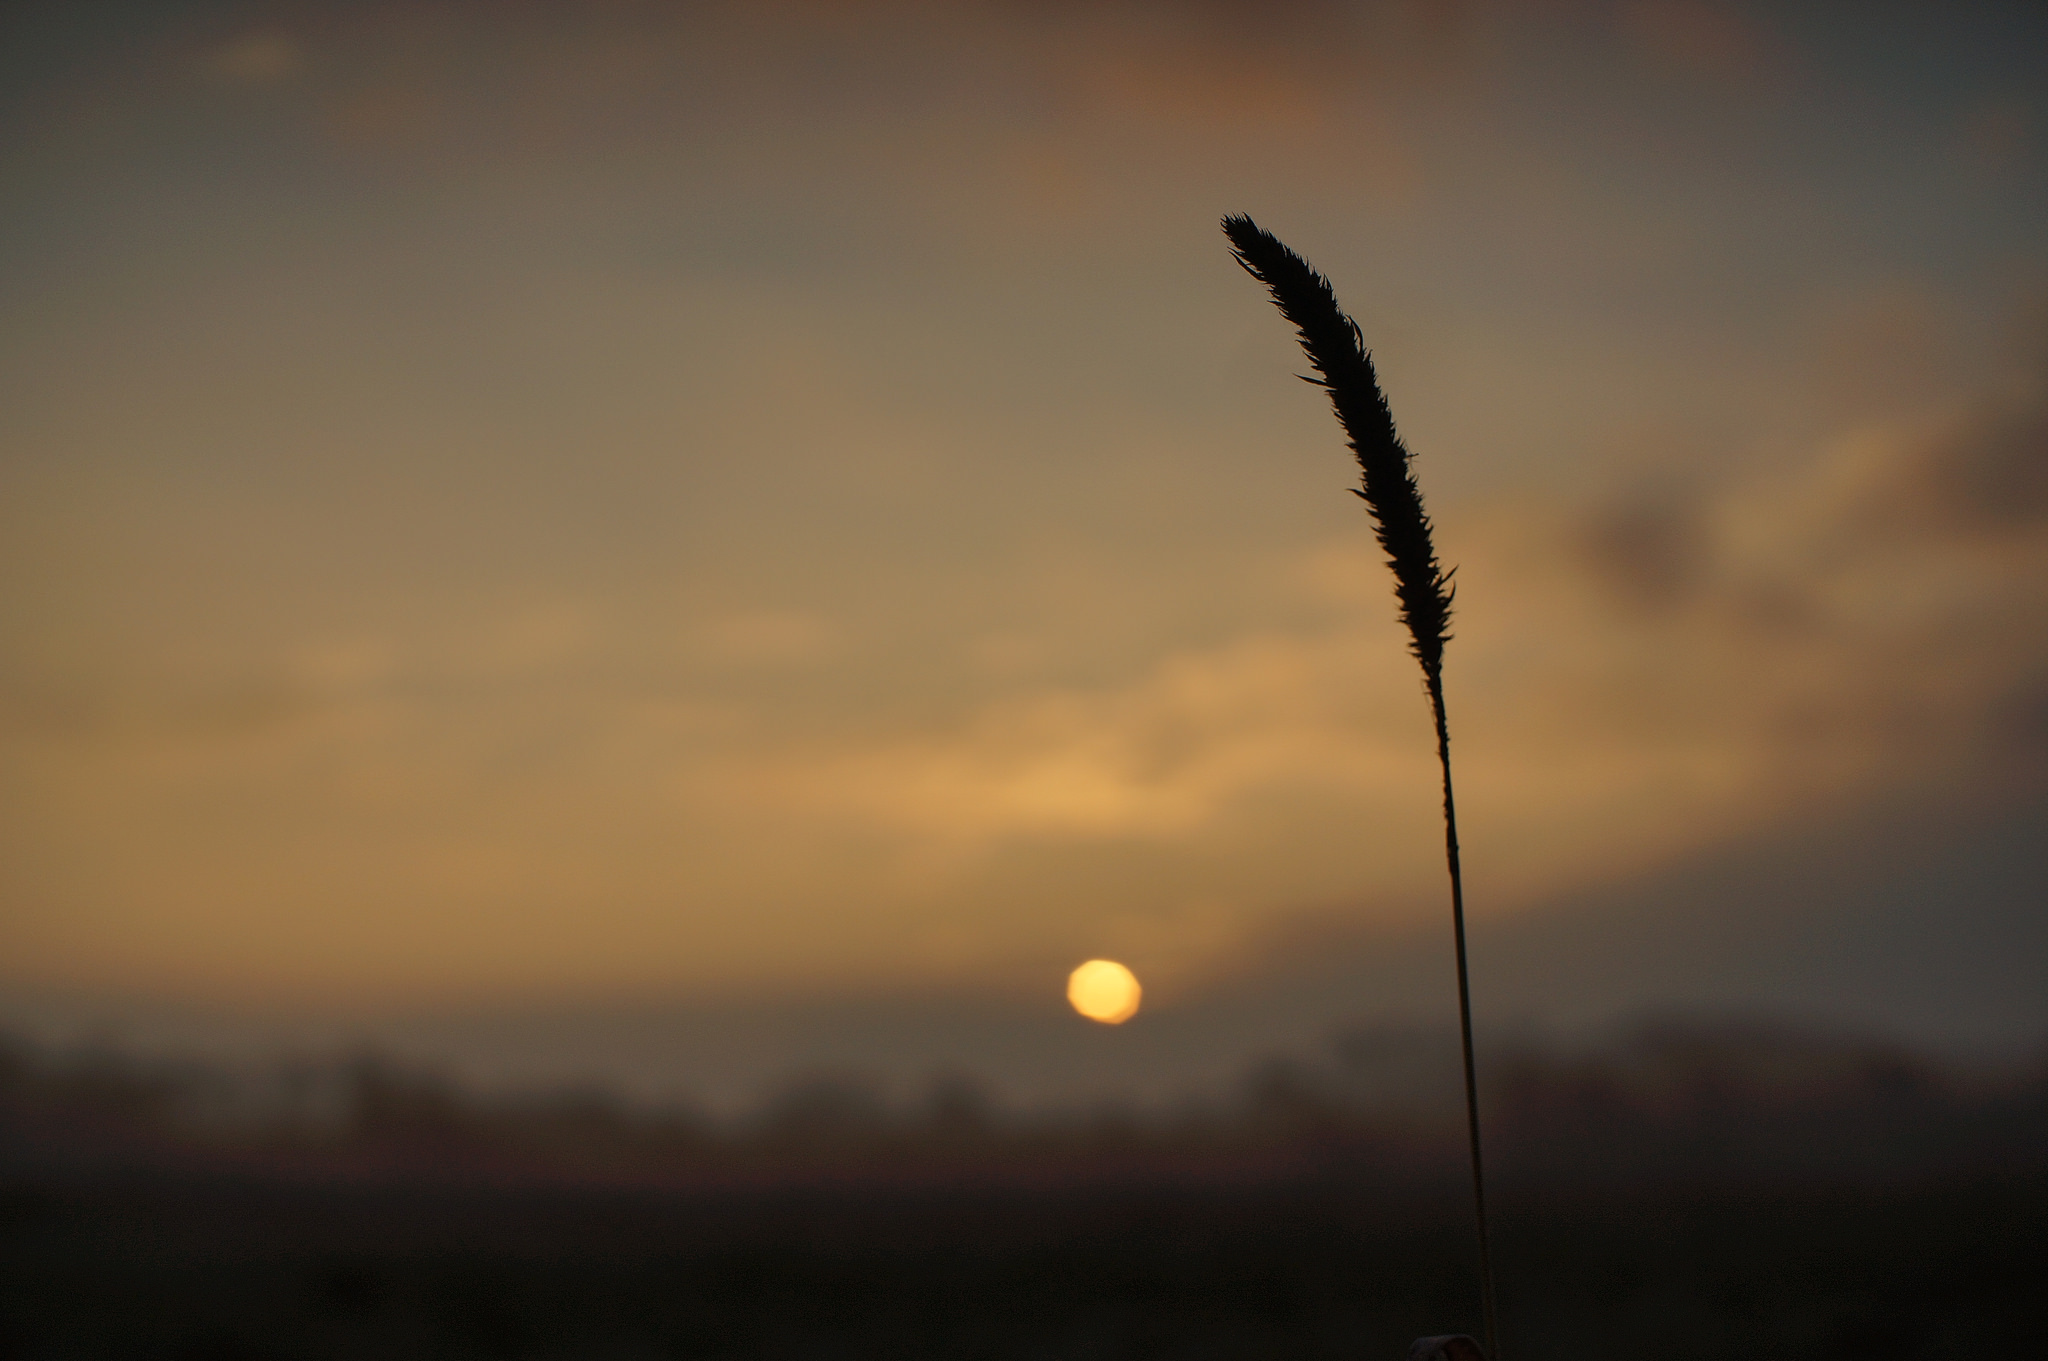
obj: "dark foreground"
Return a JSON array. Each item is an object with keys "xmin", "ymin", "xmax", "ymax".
[{"xmin": 1, "ymin": 1171, "xmax": 2038, "ymax": 1361}]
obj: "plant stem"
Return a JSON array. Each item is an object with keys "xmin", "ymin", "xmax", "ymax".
[{"xmin": 1429, "ymin": 672, "xmax": 1500, "ymax": 1361}]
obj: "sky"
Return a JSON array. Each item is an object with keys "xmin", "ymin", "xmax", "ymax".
[{"xmin": 2, "ymin": 1, "xmax": 2045, "ymax": 1099}]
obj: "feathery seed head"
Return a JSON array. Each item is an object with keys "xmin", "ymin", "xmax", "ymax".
[{"xmin": 1222, "ymin": 213, "xmax": 1454, "ymax": 681}]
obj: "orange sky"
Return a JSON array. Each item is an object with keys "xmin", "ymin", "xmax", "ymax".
[{"xmin": 2, "ymin": 1, "xmax": 2045, "ymax": 1027}]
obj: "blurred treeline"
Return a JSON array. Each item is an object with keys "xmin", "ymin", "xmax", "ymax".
[{"xmin": 4, "ymin": 1019, "xmax": 2043, "ymax": 1191}]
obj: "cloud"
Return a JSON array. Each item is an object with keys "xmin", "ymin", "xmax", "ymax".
[
  {"xmin": 201, "ymin": 32, "xmax": 303, "ymax": 85},
  {"xmin": 1616, "ymin": 0, "xmax": 1776, "ymax": 81},
  {"xmin": 754, "ymin": 628, "xmax": 1432, "ymax": 844},
  {"xmin": 1577, "ymin": 490, "xmax": 1711, "ymax": 612},
  {"xmin": 693, "ymin": 611, "xmax": 837, "ymax": 668},
  {"xmin": 702, "ymin": 344, "xmax": 2048, "ymax": 914},
  {"xmin": 10, "ymin": 342, "xmax": 2043, "ymax": 1007},
  {"xmin": 148, "ymin": 0, "xmax": 1447, "ymax": 188},
  {"xmin": 1882, "ymin": 387, "xmax": 2048, "ymax": 538}
]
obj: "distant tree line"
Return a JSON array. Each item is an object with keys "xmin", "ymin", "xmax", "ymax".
[{"xmin": 3, "ymin": 1019, "xmax": 2042, "ymax": 1193}]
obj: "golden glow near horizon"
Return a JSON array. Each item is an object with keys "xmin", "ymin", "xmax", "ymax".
[{"xmin": 1067, "ymin": 960, "xmax": 1142, "ymax": 1025}]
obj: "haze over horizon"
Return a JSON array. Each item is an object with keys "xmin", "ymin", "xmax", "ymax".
[{"xmin": 3, "ymin": 1, "xmax": 2045, "ymax": 1096}]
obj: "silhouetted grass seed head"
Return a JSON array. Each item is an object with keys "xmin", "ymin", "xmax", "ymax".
[{"xmin": 1221, "ymin": 214, "xmax": 1454, "ymax": 682}]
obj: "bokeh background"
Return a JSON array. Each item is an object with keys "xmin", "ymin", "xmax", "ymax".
[{"xmin": 2, "ymin": 3, "xmax": 2045, "ymax": 1356}]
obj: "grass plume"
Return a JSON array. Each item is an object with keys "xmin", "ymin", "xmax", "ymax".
[
  {"xmin": 1221, "ymin": 216, "xmax": 1453, "ymax": 682},
  {"xmin": 1223, "ymin": 213, "xmax": 1500, "ymax": 1359}
]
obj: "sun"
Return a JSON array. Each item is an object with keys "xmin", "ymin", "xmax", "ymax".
[{"xmin": 1066, "ymin": 959, "xmax": 1141, "ymax": 1024}]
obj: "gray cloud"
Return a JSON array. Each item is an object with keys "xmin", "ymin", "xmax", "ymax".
[
  {"xmin": 1906, "ymin": 391, "xmax": 2048, "ymax": 535},
  {"xmin": 1577, "ymin": 491, "xmax": 1712, "ymax": 613}
]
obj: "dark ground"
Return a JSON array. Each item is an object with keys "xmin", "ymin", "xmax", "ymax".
[{"xmin": 0, "ymin": 1170, "xmax": 2039, "ymax": 1361}]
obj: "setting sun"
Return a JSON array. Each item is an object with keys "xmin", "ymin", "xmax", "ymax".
[{"xmin": 1066, "ymin": 959, "xmax": 1142, "ymax": 1025}]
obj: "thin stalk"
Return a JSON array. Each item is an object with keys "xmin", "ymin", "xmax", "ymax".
[
  {"xmin": 1222, "ymin": 213, "xmax": 1500, "ymax": 1358},
  {"xmin": 1429, "ymin": 673, "xmax": 1499, "ymax": 1361}
]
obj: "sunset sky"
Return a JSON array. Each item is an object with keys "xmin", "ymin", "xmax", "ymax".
[{"xmin": 3, "ymin": 1, "xmax": 2044, "ymax": 1097}]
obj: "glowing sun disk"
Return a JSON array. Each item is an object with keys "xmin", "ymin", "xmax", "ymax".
[{"xmin": 1067, "ymin": 958, "xmax": 1141, "ymax": 1024}]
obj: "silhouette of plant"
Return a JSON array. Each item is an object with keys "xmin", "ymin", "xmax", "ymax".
[{"xmin": 1223, "ymin": 213, "xmax": 1499, "ymax": 1359}]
